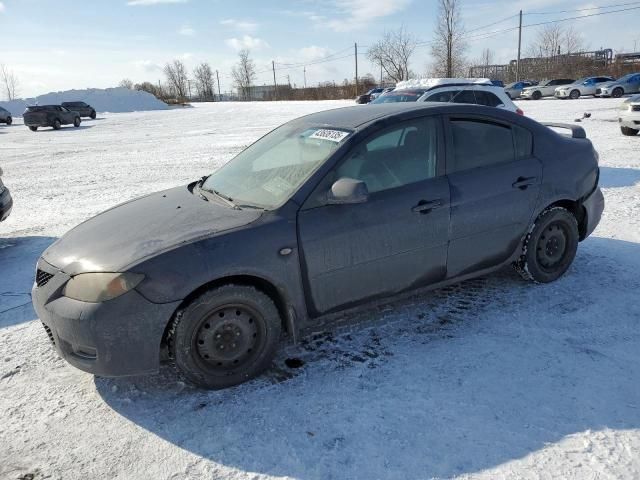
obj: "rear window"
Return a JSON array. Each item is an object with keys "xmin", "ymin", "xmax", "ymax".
[
  {"xmin": 372, "ymin": 90, "xmax": 426, "ymax": 103},
  {"xmin": 514, "ymin": 126, "xmax": 533, "ymax": 159},
  {"xmin": 26, "ymin": 106, "xmax": 48, "ymax": 112}
]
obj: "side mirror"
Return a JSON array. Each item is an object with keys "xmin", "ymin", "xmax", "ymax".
[{"xmin": 326, "ymin": 177, "xmax": 368, "ymax": 205}]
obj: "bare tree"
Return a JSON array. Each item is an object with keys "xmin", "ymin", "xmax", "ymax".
[
  {"xmin": 164, "ymin": 59, "xmax": 189, "ymax": 101},
  {"xmin": 366, "ymin": 27, "xmax": 417, "ymax": 83},
  {"xmin": 529, "ymin": 24, "xmax": 563, "ymax": 58},
  {"xmin": 564, "ymin": 26, "xmax": 585, "ymax": 55},
  {"xmin": 231, "ymin": 49, "xmax": 256, "ymax": 100},
  {"xmin": 193, "ymin": 62, "xmax": 215, "ymax": 100},
  {"xmin": 431, "ymin": 0, "xmax": 467, "ymax": 77},
  {"xmin": 0, "ymin": 64, "xmax": 19, "ymax": 101},
  {"xmin": 480, "ymin": 48, "xmax": 494, "ymax": 67},
  {"xmin": 119, "ymin": 78, "xmax": 134, "ymax": 89}
]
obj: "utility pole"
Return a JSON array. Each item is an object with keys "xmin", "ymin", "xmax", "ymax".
[
  {"xmin": 272, "ymin": 60, "xmax": 278, "ymax": 101},
  {"xmin": 380, "ymin": 62, "xmax": 383, "ymax": 86},
  {"xmin": 216, "ymin": 70, "xmax": 221, "ymax": 100},
  {"xmin": 354, "ymin": 42, "xmax": 359, "ymax": 96},
  {"xmin": 303, "ymin": 66, "xmax": 307, "ymax": 89},
  {"xmin": 516, "ymin": 10, "xmax": 523, "ymax": 81}
]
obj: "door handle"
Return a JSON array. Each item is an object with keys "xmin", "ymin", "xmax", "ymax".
[
  {"xmin": 412, "ymin": 199, "xmax": 443, "ymax": 214},
  {"xmin": 512, "ymin": 176, "xmax": 537, "ymax": 190}
]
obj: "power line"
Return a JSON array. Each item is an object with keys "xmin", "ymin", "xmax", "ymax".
[
  {"xmin": 465, "ymin": 13, "xmax": 519, "ymax": 34},
  {"xmin": 526, "ymin": 0, "xmax": 640, "ymax": 15}
]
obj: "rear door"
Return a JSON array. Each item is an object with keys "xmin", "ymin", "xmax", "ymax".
[
  {"xmin": 297, "ymin": 115, "xmax": 450, "ymax": 314},
  {"xmin": 445, "ymin": 115, "xmax": 541, "ymax": 277}
]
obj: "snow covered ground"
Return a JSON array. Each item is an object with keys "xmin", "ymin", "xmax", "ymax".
[{"xmin": 1, "ymin": 98, "xmax": 639, "ymax": 480}]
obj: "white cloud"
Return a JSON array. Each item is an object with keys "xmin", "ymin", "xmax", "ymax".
[
  {"xmin": 298, "ymin": 46, "xmax": 333, "ymax": 61},
  {"xmin": 127, "ymin": 0, "xmax": 187, "ymax": 6},
  {"xmin": 220, "ymin": 19, "xmax": 258, "ymax": 32},
  {"xmin": 225, "ymin": 35, "xmax": 269, "ymax": 51},
  {"xmin": 133, "ymin": 60, "xmax": 163, "ymax": 72},
  {"xmin": 178, "ymin": 25, "xmax": 195, "ymax": 36},
  {"xmin": 0, "ymin": 2, "xmax": 5, "ymax": 13},
  {"xmin": 303, "ymin": 0, "xmax": 411, "ymax": 32}
]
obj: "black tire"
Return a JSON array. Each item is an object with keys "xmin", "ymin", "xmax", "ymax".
[
  {"xmin": 621, "ymin": 126, "xmax": 639, "ymax": 136},
  {"xmin": 29, "ymin": 126, "xmax": 38, "ymax": 132},
  {"xmin": 90, "ymin": 110, "xmax": 96, "ymax": 119},
  {"xmin": 170, "ymin": 284, "xmax": 282, "ymax": 389},
  {"xmin": 532, "ymin": 90, "xmax": 542, "ymax": 100},
  {"xmin": 514, "ymin": 206, "xmax": 579, "ymax": 283},
  {"xmin": 53, "ymin": 119, "xmax": 62, "ymax": 130},
  {"xmin": 569, "ymin": 89, "xmax": 580, "ymax": 100},
  {"xmin": 612, "ymin": 87, "xmax": 624, "ymax": 99},
  {"xmin": 73, "ymin": 117, "xmax": 81, "ymax": 127},
  {"xmin": 6, "ymin": 116, "xmax": 12, "ymax": 125}
]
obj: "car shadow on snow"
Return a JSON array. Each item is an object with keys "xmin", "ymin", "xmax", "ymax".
[
  {"xmin": 599, "ymin": 166, "xmax": 640, "ymax": 188},
  {"xmin": 0, "ymin": 236, "xmax": 57, "ymax": 328},
  {"xmin": 36, "ymin": 125, "xmax": 94, "ymax": 133},
  {"xmin": 95, "ymin": 236, "xmax": 640, "ymax": 479}
]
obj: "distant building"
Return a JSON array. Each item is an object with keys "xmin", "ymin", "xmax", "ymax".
[{"xmin": 244, "ymin": 84, "xmax": 292, "ymax": 100}]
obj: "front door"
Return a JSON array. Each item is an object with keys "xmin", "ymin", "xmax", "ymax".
[
  {"xmin": 445, "ymin": 115, "xmax": 542, "ymax": 277},
  {"xmin": 297, "ymin": 116, "xmax": 450, "ymax": 315}
]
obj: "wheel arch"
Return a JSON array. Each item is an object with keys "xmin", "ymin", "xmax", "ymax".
[
  {"xmin": 537, "ymin": 198, "xmax": 588, "ymax": 240},
  {"xmin": 161, "ymin": 274, "xmax": 297, "ymax": 355}
]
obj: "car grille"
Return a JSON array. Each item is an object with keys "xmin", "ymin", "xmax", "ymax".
[
  {"xmin": 36, "ymin": 269, "xmax": 54, "ymax": 287},
  {"xmin": 42, "ymin": 322, "xmax": 56, "ymax": 345},
  {"xmin": 632, "ymin": 105, "xmax": 640, "ymax": 112}
]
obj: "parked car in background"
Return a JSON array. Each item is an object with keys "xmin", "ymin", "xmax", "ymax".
[
  {"xmin": 521, "ymin": 79, "xmax": 575, "ymax": 100},
  {"xmin": 0, "ymin": 167, "xmax": 13, "ymax": 223},
  {"xmin": 491, "ymin": 79, "xmax": 505, "ymax": 87},
  {"xmin": 355, "ymin": 88, "xmax": 385, "ymax": 104},
  {"xmin": 370, "ymin": 87, "xmax": 393, "ymax": 101},
  {"xmin": 23, "ymin": 105, "xmax": 82, "ymax": 131},
  {"xmin": 33, "ymin": 102, "xmax": 604, "ymax": 389},
  {"xmin": 370, "ymin": 88, "xmax": 430, "ymax": 103},
  {"xmin": 554, "ymin": 77, "xmax": 615, "ymax": 99},
  {"xmin": 619, "ymin": 94, "xmax": 640, "ymax": 136},
  {"xmin": 61, "ymin": 101, "xmax": 97, "ymax": 119},
  {"xmin": 418, "ymin": 83, "xmax": 523, "ymax": 114},
  {"xmin": 596, "ymin": 73, "xmax": 640, "ymax": 98},
  {"xmin": 504, "ymin": 81, "xmax": 535, "ymax": 99},
  {"xmin": 0, "ymin": 106, "xmax": 12, "ymax": 125}
]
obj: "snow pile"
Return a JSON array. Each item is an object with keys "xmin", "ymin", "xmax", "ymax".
[
  {"xmin": 0, "ymin": 87, "xmax": 168, "ymax": 116},
  {"xmin": 395, "ymin": 77, "xmax": 492, "ymax": 90}
]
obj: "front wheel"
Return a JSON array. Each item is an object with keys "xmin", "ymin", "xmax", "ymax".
[
  {"xmin": 612, "ymin": 87, "xmax": 624, "ymax": 98},
  {"xmin": 73, "ymin": 117, "xmax": 81, "ymax": 127},
  {"xmin": 171, "ymin": 284, "xmax": 282, "ymax": 389},
  {"xmin": 90, "ymin": 110, "xmax": 96, "ymax": 119},
  {"xmin": 29, "ymin": 126, "xmax": 38, "ymax": 132},
  {"xmin": 514, "ymin": 207, "xmax": 579, "ymax": 283},
  {"xmin": 53, "ymin": 119, "xmax": 62, "ymax": 130},
  {"xmin": 6, "ymin": 116, "xmax": 12, "ymax": 125},
  {"xmin": 569, "ymin": 89, "xmax": 580, "ymax": 100},
  {"xmin": 621, "ymin": 126, "xmax": 639, "ymax": 136},
  {"xmin": 532, "ymin": 91, "xmax": 542, "ymax": 100}
]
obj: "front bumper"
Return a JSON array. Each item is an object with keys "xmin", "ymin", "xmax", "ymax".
[
  {"xmin": 619, "ymin": 114, "xmax": 640, "ymax": 129},
  {"xmin": 0, "ymin": 186, "xmax": 12, "ymax": 222},
  {"xmin": 32, "ymin": 258, "xmax": 181, "ymax": 377},
  {"xmin": 582, "ymin": 187, "xmax": 604, "ymax": 239},
  {"xmin": 554, "ymin": 91, "xmax": 570, "ymax": 98}
]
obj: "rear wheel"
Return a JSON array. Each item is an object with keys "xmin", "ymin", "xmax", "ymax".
[
  {"xmin": 569, "ymin": 89, "xmax": 580, "ymax": 100},
  {"xmin": 6, "ymin": 116, "xmax": 12, "ymax": 125},
  {"xmin": 90, "ymin": 110, "xmax": 96, "ymax": 119},
  {"xmin": 612, "ymin": 87, "xmax": 624, "ymax": 98},
  {"xmin": 532, "ymin": 90, "xmax": 542, "ymax": 100},
  {"xmin": 514, "ymin": 207, "xmax": 579, "ymax": 283},
  {"xmin": 53, "ymin": 119, "xmax": 62, "ymax": 130},
  {"xmin": 73, "ymin": 117, "xmax": 81, "ymax": 127},
  {"xmin": 29, "ymin": 126, "xmax": 38, "ymax": 132},
  {"xmin": 171, "ymin": 284, "xmax": 282, "ymax": 389},
  {"xmin": 621, "ymin": 126, "xmax": 639, "ymax": 136}
]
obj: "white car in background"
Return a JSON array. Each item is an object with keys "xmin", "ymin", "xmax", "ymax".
[
  {"xmin": 416, "ymin": 78, "xmax": 523, "ymax": 115},
  {"xmin": 554, "ymin": 76, "xmax": 614, "ymax": 99},
  {"xmin": 520, "ymin": 79, "xmax": 575, "ymax": 100},
  {"xmin": 619, "ymin": 94, "xmax": 640, "ymax": 136}
]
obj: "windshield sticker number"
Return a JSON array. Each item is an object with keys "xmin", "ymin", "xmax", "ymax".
[{"xmin": 309, "ymin": 129, "xmax": 350, "ymax": 143}]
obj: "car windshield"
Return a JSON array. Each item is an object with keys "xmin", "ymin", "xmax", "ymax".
[
  {"xmin": 202, "ymin": 121, "xmax": 351, "ymax": 209},
  {"xmin": 370, "ymin": 90, "xmax": 426, "ymax": 103},
  {"xmin": 572, "ymin": 78, "xmax": 587, "ymax": 84},
  {"xmin": 616, "ymin": 74, "xmax": 634, "ymax": 82},
  {"xmin": 538, "ymin": 80, "xmax": 552, "ymax": 87}
]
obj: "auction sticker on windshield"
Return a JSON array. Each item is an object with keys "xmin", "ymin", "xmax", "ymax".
[{"xmin": 309, "ymin": 129, "xmax": 350, "ymax": 143}]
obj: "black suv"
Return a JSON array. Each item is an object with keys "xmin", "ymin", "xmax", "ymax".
[
  {"xmin": 61, "ymin": 101, "xmax": 96, "ymax": 119},
  {"xmin": 0, "ymin": 166, "xmax": 12, "ymax": 223},
  {"xmin": 0, "ymin": 106, "xmax": 12, "ymax": 125},
  {"xmin": 23, "ymin": 105, "xmax": 82, "ymax": 131}
]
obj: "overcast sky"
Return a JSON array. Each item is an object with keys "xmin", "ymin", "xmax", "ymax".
[{"xmin": 1, "ymin": 0, "xmax": 639, "ymax": 97}]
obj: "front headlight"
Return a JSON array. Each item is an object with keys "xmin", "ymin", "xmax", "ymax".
[{"xmin": 63, "ymin": 272, "xmax": 145, "ymax": 303}]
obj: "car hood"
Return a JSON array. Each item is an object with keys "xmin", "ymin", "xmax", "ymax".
[
  {"xmin": 598, "ymin": 81, "xmax": 617, "ymax": 88},
  {"xmin": 43, "ymin": 185, "xmax": 263, "ymax": 275}
]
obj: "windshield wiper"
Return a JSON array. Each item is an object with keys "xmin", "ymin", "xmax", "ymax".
[{"xmin": 198, "ymin": 184, "xmax": 239, "ymax": 209}]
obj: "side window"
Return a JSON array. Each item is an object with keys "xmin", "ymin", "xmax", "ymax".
[
  {"xmin": 449, "ymin": 118, "xmax": 515, "ymax": 173},
  {"xmin": 452, "ymin": 90, "xmax": 478, "ymax": 104},
  {"xmin": 476, "ymin": 91, "xmax": 503, "ymax": 107},
  {"xmin": 513, "ymin": 126, "xmax": 533, "ymax": 159},
  {"xmin": 336, "ymin": 117, "xmax": 439, "ymax": 194},
  {"xmin": 425, "ymin": 90, "xmax": 455, "ymax": 102}
]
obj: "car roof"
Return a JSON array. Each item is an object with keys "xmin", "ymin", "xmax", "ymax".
[{"xmin": 295, "ymin": 102, "xmax": 521, "ymax": 129}]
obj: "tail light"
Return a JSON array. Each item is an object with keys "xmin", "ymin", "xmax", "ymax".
[{"xmin": 516, "ymin": 108, "xmax": 524, "ymax": 116}]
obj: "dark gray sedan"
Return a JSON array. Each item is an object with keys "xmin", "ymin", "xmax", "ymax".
[
  {"xmin": 0, "ymin": 106, "xmax": 12, "ymax": 125},
  {"xmin": 32, "ymin": 103, "xmax": 604, "ymax": 389},
  {"xmin": 61, "ymin": 101, "xmax": 97, "ymax": 119}
]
